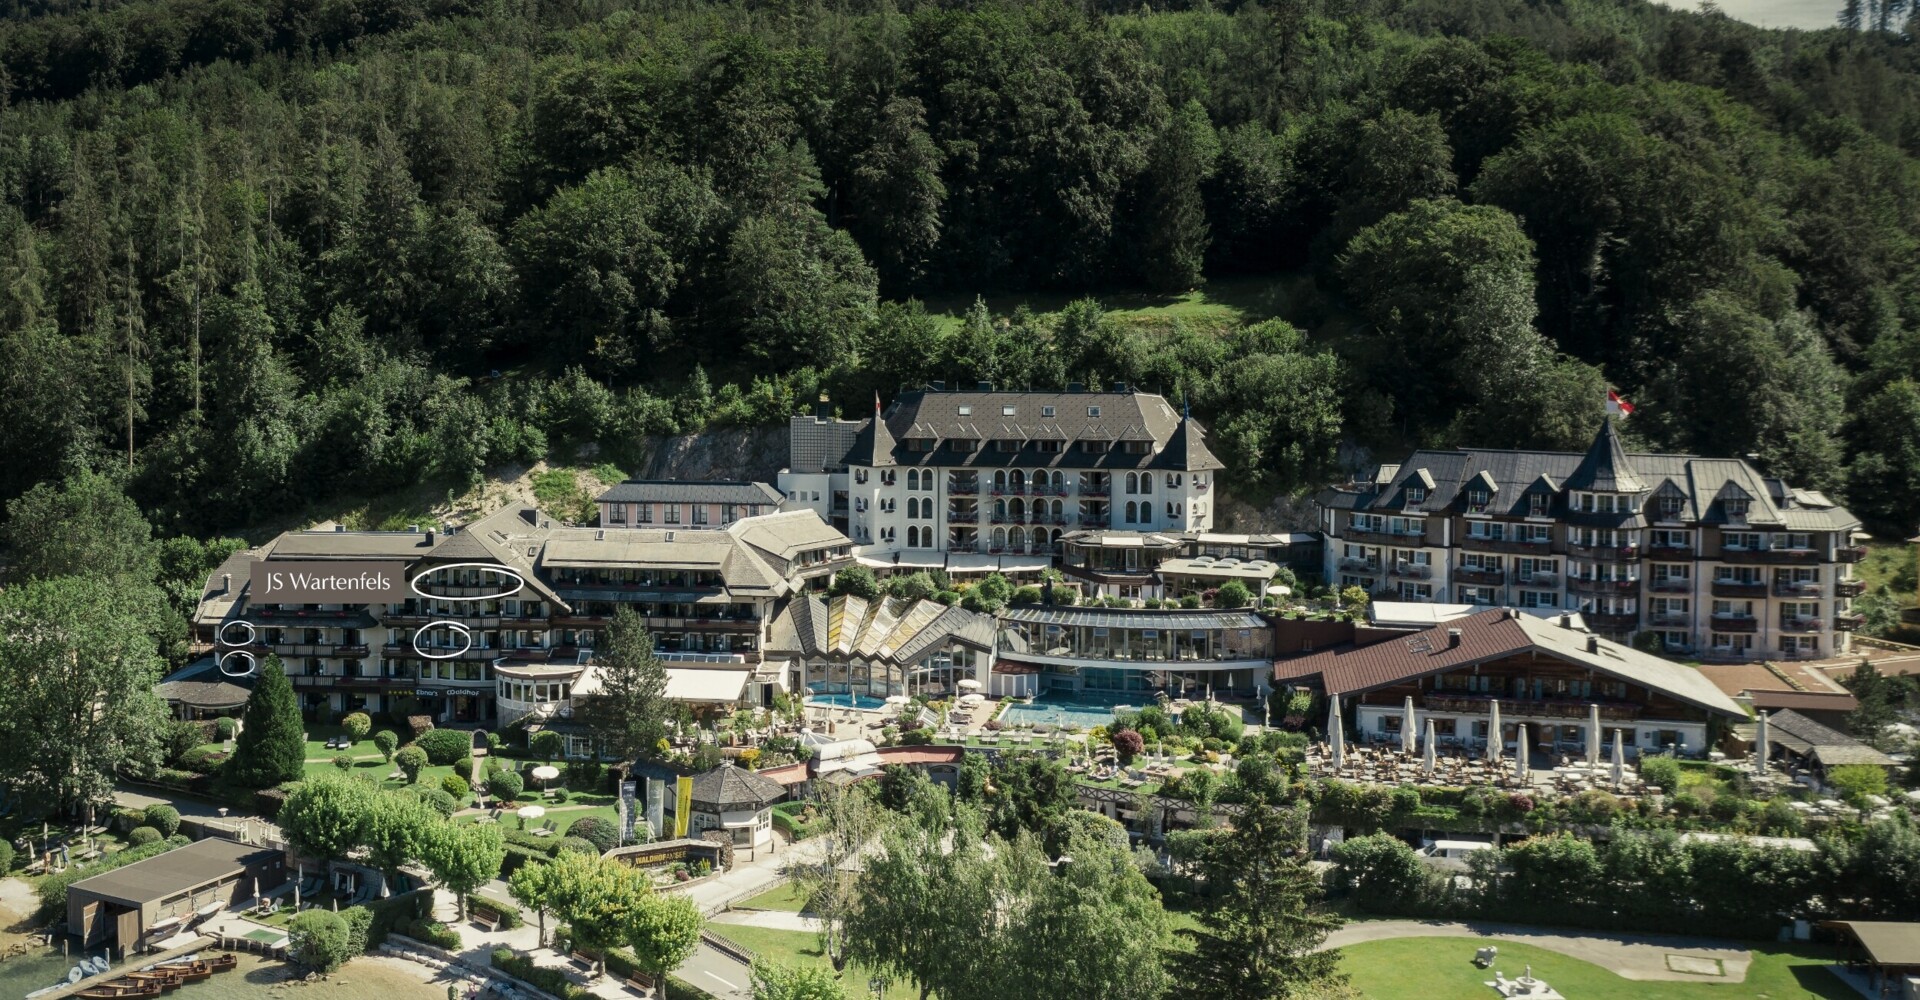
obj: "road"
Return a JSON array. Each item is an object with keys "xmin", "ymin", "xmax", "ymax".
[{"xmin": 678, "ymin": 943, "xmax": 752, "ymax": 999}]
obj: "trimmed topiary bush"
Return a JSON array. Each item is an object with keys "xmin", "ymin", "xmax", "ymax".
[
  {"xmin": 214, "ymin": 717, "xmax": 237, "ymax": 740},
  {"xmin": 143, "ymin": 804, "xmax": 181, "ymax": 838},
  {"xmin": 341, "ymin": 712, "xmax": 372, "ymax": 742},
  {"xmin": 552, "ymin": 836, "xmax": 598, "ymax": 857},
  {"xmin": 289, "ymin": 909, "xmax": 352, "ymax": 972},
  {"xmin": 487, "ymin": 770, "xmax": 524, "ymax": 802},
  {"xmin": 396, "ymin": 746, "xmax": 428, "ymax": 783},
  {"xmin": 373, "ymin": 730, "xmax": 399, "ymax": 762},
  {"xmin": 415, "ymin": 727, "xmax": 471, "ymax": 766},
  {"xmin": 443, "ymin": 774, "xmax": 472, "ymax": 800},
  {"xmin": 331, "ymin": 754, "xmax": 353, "ymax": 770},
  {"xmin": 564, "ymin": 817, "xmax": 618, "ymax": 853},
  {"xmin": 127, "ymin": 826, "xmax": 161, "ymax": 846},
  {"xmin": 410, "ymin": 785, "xmax": 457, "ymax": 818}
]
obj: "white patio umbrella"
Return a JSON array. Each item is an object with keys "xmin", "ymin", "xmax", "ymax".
[
  {"xmin": 1587, "ymin": 703, "xmax": 1601, "ymax": 767},
  {"xmin": 1514, "ymin": 724, "xmax": 1530, "ymax": 785},
  {"xmin": 1422, "ymin": 719, "xmax": 1437, "ymax": 778},
  {"xmin": 1401, "ymin": 696, "xmax": 1417, "ymax": 754},
  {"xmin": 1753, "ymin": 711, "xmax": 1770, "ymax": 775},
  {"xmin": 517, "ymin": 805, "xmax": 546, "ymax": 830},
  {"xmin": 1328, "ymin": 698, "xmax": 1345, "ymax": 772},
  {"xmin": 531, "ymin": 765, "xmax": 561, "ymax": 793},
  {"xmin": 957, "ymin": 679, "xmax": 983, "ymax": 691},
  {"xmin": 885, "ymin": 694, "xmax": 910, "ymax": 707},
  {"xmin": 1486, "ymin": 700, "xmax": 1502, "ymax": 765},
  {"xmin": 1611, "ymin": 729, "xmax": 1626, "ymax": 787}
]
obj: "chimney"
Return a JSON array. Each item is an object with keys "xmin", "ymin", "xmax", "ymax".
[
  {"xmin": 1447, "ymin": 628, "xmax": 1462, "ymax": 647},
  {"xmin": 1559, "ymin": 614, "xmax": 1573, "ymax": 629},
  {"xmin": 813, "ymin": 393, "xmax": 832, "ymax": 419},
  {"xmin": 1587, "ymin": 635, "xmax": 1601, "ymax": 653},
  {"xmin": 425, "ymin": 529, "xmax": 436, "ymax": 545},
  {"xmin": 221, "ymin": 573, "xmax": 231, "ymax": 594}
]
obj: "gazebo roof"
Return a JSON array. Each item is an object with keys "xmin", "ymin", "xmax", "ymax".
[{"xmin": 687, "ymin": 762, "xmax": 785, "ymax": 811}]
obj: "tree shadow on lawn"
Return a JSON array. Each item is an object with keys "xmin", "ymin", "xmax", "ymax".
[{"xmin": 1790, "ymin": 963, "xmax": 1867, "ymax": 1000}]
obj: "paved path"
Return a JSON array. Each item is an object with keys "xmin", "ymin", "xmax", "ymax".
[{"xmin": 1321, "ymin": 919, "xmax": 1753, "ymax": 982}]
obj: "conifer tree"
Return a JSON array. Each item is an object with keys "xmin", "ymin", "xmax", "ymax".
[{"xmin": 229, "ymin": 658, "xmax": 305, "ymax": 787}]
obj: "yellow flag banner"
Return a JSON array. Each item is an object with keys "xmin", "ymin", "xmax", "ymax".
[{"xmin": 674, "ymin": 775, "xmax": 693, "ymax": 838}]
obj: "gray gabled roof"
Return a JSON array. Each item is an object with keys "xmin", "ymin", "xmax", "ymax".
[
  {"xmin": 595, "ymin": 480, "xmax": 782, "ymax": 506},
  {"xmin": 862, "ymin": 388, "xmax": 1222, "ymax": 471},
  {"xmin": 1563, "ymin": 419, "xmax": 1647, "ymax": 493}
]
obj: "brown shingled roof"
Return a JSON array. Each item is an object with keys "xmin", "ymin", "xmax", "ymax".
[{"xmin": 1273, "ymin": 609, "xmax": 1535, "ymax": 696}]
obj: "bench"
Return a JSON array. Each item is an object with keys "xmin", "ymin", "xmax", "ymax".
[{"xmin": 624, "ymin": 971, "xmax": 654, "ymax": 995}]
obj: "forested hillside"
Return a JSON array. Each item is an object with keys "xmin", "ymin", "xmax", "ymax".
[{"xmin": 1, "ymin": 0, "xmax": 1919, "ymax": 540}]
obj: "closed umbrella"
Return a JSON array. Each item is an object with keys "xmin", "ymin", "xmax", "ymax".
[
  {"xmin": 1486, "ymin": 700, "xmax": 1503, "ymax": 765},
  {"xmin": 1587, "ymin": 703, "xmax": 1601, "ymax": 767},
  {"xmin": 1611, "ymin": 730, "xmax": 1626, "ymax": 788},
  {"xmin": 1401, "ymin": 696, "xmax": 1417, "ymax": 754},
  {"xmin": 1754, "ymin": 711, "xmax": 1770, "ymax": 775},
  {"xmin": 1422, "ymin": 719, "xmax": 1437, "ymax": 778},
  {"xmin": 1328, "ymin": 698, "xmax": 1345, "ymax": 772},
  {"xmin": 1514, "ymin": 724, "xmax": 1530, "ymax": 785}
]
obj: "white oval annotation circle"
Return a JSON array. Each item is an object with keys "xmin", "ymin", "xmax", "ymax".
[
  {"xmin": 409, "ymin": 562, "xmax": 525, "ymax": 602},
  {"xmin": 412, "ymin": 620, "xmax": 473, "ymax": 660},
  {"xmin": 218, "ymin": 620, "xmax": 256, "ymax": 646},
  {"xmin": 217, "ymin": 650, "xmax": 258, "ymax": 678}
]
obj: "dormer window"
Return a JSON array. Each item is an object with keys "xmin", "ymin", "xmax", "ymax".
[
  {"xmin": 1122, "ymin": 440, "xmax": 1151, "ymax": 454},
  {"xmin": 995, "ymin": 439, "xmax": 1021, "ymax": 453},
  {"xmin": 1659, "ymin": 495, "xmax": 1684, "ymax": 518},
  {"xmin": 1042, "ymin": 406, "xmax": 1055, "ymax": 417},
  {"xmin": 1528, "ymin": 493, "xmax": 1549, "ymax": 516},
  {"xmin": 1467, "ymin": 489, "xmax": 1490, "ymax": 511},
  {"xmin": 1002, "ymin": 405, "xmax": 1017, "ymax": 416},
  {"xmin": 957, "ymin": 405, "xmax": 972, "ymax": 416},
  {"xmin": 951, "ymin": 438, "xmax": 979, "ymax": 452},
  {"xmin": 1082, "ymin": 440, "xmax": 1110, "ymax": 453},
  {"xmin": 905, "ymin": 438, "xmax": 934, "ymax": 452},
  {"xmin": 1725, "ymin": 498, "xmax": 1749, "ymax": 519},
  {"xmin": 1406, "ymin": 486, "xmax": 1427, "ymax": 505},
  {"xmin": 1087, "ymin": 406, "xmax": 1101, "ymax": 417}
]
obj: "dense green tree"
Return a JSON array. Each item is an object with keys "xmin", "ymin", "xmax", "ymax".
[
  {"xmin": 626, "ymin": 891, "xmax": 703, "ymax": 1000},
  {"xmin": 1846, "ymin": 378, "xmax": 1920, "ymax": 532},
  {"xmin": 828, "ymin": 565, "xmax": 881, "ymax": 600},
  {"xmin": 4, "ymin": 470, "xmax": 156, "ymax": 584},
  {"xmin": 1138, "ymin": 100, "xmax": 1221, "ymax": 291},
  {"xmin": 718, "ymin": 213, "xmax": 878, "ymax": 370},
  {"xmin": 279, "ymin": 773, "xmax": 375, "ymax": 862},
  {"xmin": 228, "ymin": 659, "xmax": 305, "ymax": 788},
  {"xmin": 577, "ymin": 607, "xmax": 670, "ymax": 764}
]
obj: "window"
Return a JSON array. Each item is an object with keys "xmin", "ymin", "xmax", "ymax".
[
  {"xmin": 906, "ymin": 438, "xmax": 935, "ymax": 452},
  {"xmin": 1082, "ymin": 440, "xmax": 1110, "ymax": 453},
  {"xmin": 1407, "ymin": 486, "xmax": 1427, "ymax": 505},
  {"xmin": 637, "ymin": 504, "xmax": 652, "ymax": 523},
  {"xmin": 1002, "ymin": 405, "xmax": 1017, "ymax": 416},
  {"xmin": 996, "ymin": 439, "xmax": 1021, "ymax": 452},
  {"xmin": 1528, "ymin": 493, "xmax": 1549, "ymax": 517},
  {"xmin": 1724, "ymin": 498, "xmax": 1750, "ymax": 519},
  {"xmin": 1658, "ymin": 494, "xmax": 1685, "ymax": 518},
  {"xmin": 957, "ymin": 405, "xmax": 972, "ymax": 416},
  {"xmin": 1724, "ymin": 532, "xmax": 1761, "ymax": 550},
  {"xmin": 1125, "ymin": 473, "xmax": 1139, "ymax": 494},
  {"xmin": 1166, "ymin": 502, "xmax": 1181, "ymax": 518},
  {"xmin": 1038, "ymin": 439, "xmax": 1062, "ymax": 453},
  {"xmin": 1467, "ymin": 489, "xmax": 1490, "ymax": 511},
  {"xmin": 1122, "ymin": 440, "xmax": 1151, "ymax": 454},
  {"xmin": 1087, "ymin": 406, "xmax": 1101, "ymax": 417},
  {"xmin": 665, "ymin": 503, "xmax": 681, "ymax": 524},
  {"xmin": 1042, "ymin": 405, "xmax": 1055, "ymax": 417},
  {"xmin": 608, "ymin": 504, "xmax": 627, "ymax": 524},
  {"xmin": 692, "ymin": 506, "xmax": 709, "ymax": 525}
]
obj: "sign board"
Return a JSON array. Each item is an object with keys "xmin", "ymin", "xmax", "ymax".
[
  {"xmin": 250, "ymin": 560, "xmax": 411, "ymax": 603},
  {"xmin": 673, "ymin": 776, "xmax": 694, "ymax": 838},
  {"xmin": 646, "ymin": 778, "xmax": 666, "ymax": 842}
]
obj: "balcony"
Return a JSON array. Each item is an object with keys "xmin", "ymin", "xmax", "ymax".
[
  {"xmin": 1709, "ymin": 615, "xmax": 1760, "ymax": 633},
  {"xmin": 1338, "ymin": 558, "xmax": 1382, "ymax": 573},
  {"xmin": 1647, "ymin": 543, "xmax": 1694, "ymax": 559},
  {"xmin": 1649, "ymin": 578, "xmax": 1692, "ymax": 594},
  {"xmin": 1585, "ymin": 611, "xmax": 1640, "ymax": 631},
  {"xmin": 1836, "ymin": 579, "xmax": 1867, "ymax": 598},
  {"xmin": 1779, "ymin": 617, "xmax": 1825, "ymax": 634},
  {"xmin": 1460, "ymin": 534, "xmax": 1552, "ymax": 556},
  {"xmin": 1837, "ymin": 546, "xmax": 1869, "ymax": 563},
  {"xmin": 947, "ymin": 479, "xmax": 980, "ymax": 496},
  {"xmin": 1710, "ymin": 580, "xmax": 1768, "ymax": 599},
  {"xmin": 1078, "ymin": 481, "xmax": 1110, "ymax": 498},
  {"xmin": 1571, "ymin": 543, "xmax": 1640, "ymax": 562},
  {"xmin": 1347, "ymin": 524, "xmax": 1426, "ymax": 543},
  {"xmin": 1719, "ymin": 547, "xmax": 1820, "ymax": 565},
  {"xmin": 1649, "ymin": 613, "xmax": 1692, "ymax": 629},
  {"xmin": 1453, "ymin": 567, "xmax": 1506, "ymax": 586},
  {"xmin": 1390, "ymin": 562, "xmax": 1431, "ymax": 580},
  {"xmin": 1514, "ymin": 573, "xmax": 1557, "ymax": 588},
  {"xmin": 1773, "ymin": 580, "xmax": 1824, "ymax": 598},
  {"xmin": 1835, "ymin": 611, "xmax": 1867, "ymax": 631},
  {"xmin": 1568, "ymin": 577, "xmax": 1639, "ymax": 594},
  {"xmin": 1421, "ymin": 692, "xmax": 1642, "ymax": 722}
]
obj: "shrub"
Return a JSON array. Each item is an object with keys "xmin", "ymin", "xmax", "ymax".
[
  {"xmin": 1828, "ymin": 763, "xmax": 1889, "ymax": 803},
  {"xmin": 403, "ymin": 919, "xmax": 461, "ymax": 950},
  {"xmin": 332, "ymin": 754, "xmax": 354, "ymax": 771},
  {"xmin": 374, "ymin": 730, "xmax": 400, "ymax": 762},
  {"xmin": 530, "ymin": 730, "xmax": 564, "ymax": 760},
  {"xmin": 416, "ymin": 728, "xmax": 472, "ymax": 766},
  {"xmin": 341, "ymin": 905, "xmax": 374, "ymax": 957},
  {"xmin": 127, "ymin": 826, "xmax": 161, "ymax": 847},
  {"xmin": 1506, "ymin": 792, "xmax": 1535, "ymax": 813},
  {"xmin": 410, "ymin": 785, "xmax": 458, "ymax": 818},
  {"xmin": 553, "ymin": 836, "xmax": 599, "ymax": 857},
  {"xmin": 1111, "ymin": 728, "xmax": 1145, "ymax": 762},
  {"xmin": 1010, "ymin": 585, "xmax": 1044, "ymax": 605},
  {"xmin": 111, "ymin": 807, "xmax": 147, "ymax": 833},
  {"xmin": 1637, "ymin": 755, "xmax": 1682, "ymax": 795},
  {"xmin": 177, "ymin": 746, "xmax": 229, "ymax": 773},
  {"xmin": 1179, "ymin": 594, "xmax": 1201, "ymax": 609},
  {"xmin": 486, "ymin": 731, "xmax": 503, "ymax": 751},
  {"xmin": 548, "ymin": 788, "xmax": 570, "ymax": 803},
  {"xmin": 396, "ymin": 746, "xmax": 428, "ymax": 782},
  {"xmin": 443, "ymin": 775, "xmax": 472, "ymax": 800},
  {"xmin": 341, "ymin": 712, "xmax": 372, "ymax": 742},
  {"xmin": 565, "ymin": 817, "xmax": 619, "ymax": 854},
  {"xmin": 143, "ymin": 805, "xmax": 181, "ymax": 838},
  {"xmin": 492, "ymin": 949, "xmax": 594, "ymax": 1000},
  {"xmin": 488, "ymin": 770, "xmax": 524, "ymax": 802},
  {"xmin": 289, "ymin": 910, "xmax": 352, "ymax": 972},
  {"xmin": 214, "ymin": 717, "xmax": 237, "ymax": 740}
]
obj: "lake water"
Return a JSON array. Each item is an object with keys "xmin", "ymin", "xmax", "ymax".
[{"xmin": 1653, "ymin": 0, "xmax": 1841, "ymax": 29}]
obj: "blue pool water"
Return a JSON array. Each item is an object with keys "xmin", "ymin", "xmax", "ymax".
[
  {"xmin": 999, "ymin": 695, "xmax": 1127, "ymax": 729},
  {"xmin": 806, "ymin": 693, "xmax": 887, "ymax": 710}
]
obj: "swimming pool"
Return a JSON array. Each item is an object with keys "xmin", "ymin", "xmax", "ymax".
[
  {"xmin": 998, "ymin": 695, "xmax": 1127, "ymax": 729},
  {"xmin": 806, "ymin": 693, "xmax": 887, "ymax": 710}
]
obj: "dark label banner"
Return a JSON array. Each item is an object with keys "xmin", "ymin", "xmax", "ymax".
[{"xmin": 251, "ymin": 560, "xmax": 413, "ymax": 602}]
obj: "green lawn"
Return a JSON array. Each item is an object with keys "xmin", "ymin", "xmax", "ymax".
[
  {"xmin": 921, "ymin": 273, "xmax": 1321, "ymax": 338},
  {"xmin": 736, "ymin": 883, "xmax": 811, "ymax": 912},
  {"xmin": 1338, "ymin": 937, "xmax": 1854, "ymax": 1000},
  {"xmin": 702, "ymin": 925, "xmax": 922, "ymax": 1000}
]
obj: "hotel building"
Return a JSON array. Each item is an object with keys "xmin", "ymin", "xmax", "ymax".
[{"xmin": 1315, "ymin": 421, "xmax": 1866, "ymax": 661}]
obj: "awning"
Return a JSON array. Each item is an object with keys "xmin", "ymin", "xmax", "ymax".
[
  {"xmin": 856, "ymin": 554, "xmax": 945, "ymax": 570},
  {"xmin": 946, "ymin": 553, "xmax": 1050, "ymax": 574},
  {"xmin": 663, "ymin": 667, "xmax": 751, "ymax": 704}
]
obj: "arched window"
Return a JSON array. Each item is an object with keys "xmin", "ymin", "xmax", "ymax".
[
  {"xmin": 994, "ymin": 470, "xmax": 1008, "ymax": 491},
  {"xmin": 1034, "ymin": 469, "xmax": 1051, "ymax": 492},
  {"xmin": 1010, "ymin": 469, "xmax": 1025, "ymax": 490},
  {"xmin": 1049, "ymin": 528, "xmax": 1063, "ymax": 551},
  {"xmin": 1050, "ymin": 499, "xmax": 1063, "ymax": 519},
  {"xmin": 992, "ymin": 528, "xmax": 1007, "ymax": 550},
  {"xmin": 995, "ymin": 499, "xmax": 1008, "ymax": 520},
  {"xmin": 906, "ymin": 498, "xmax": 918, "ymax": 518},
  {"xmin": 1125, "ymin": 502, "xmax": 1137, "ymax": 523},
  {"xmin": 1125, "ymin": 473, "xmax": 1138, "ymax": 494},
  {"xmin": 1141, "ymin": 475, "xmax": 1153, "ymax": 495},
  {"xmin": 1009, "ymin": 498, "xmax": 1025, "ymax": 520},
  {"xmin": 1168, "ymin": 501, "xmax": 1181, "ymax": 519},
  {"xmin": 1009, "ymin": 527, "xmax": 1027, "ymax": 551},
  {"xmin": 910, "ymin": 470, "xmax": 921, "ymax": 490},
  {"xmin": 905, "ymin": 526, "xmax": 917, "ymax": 548}
]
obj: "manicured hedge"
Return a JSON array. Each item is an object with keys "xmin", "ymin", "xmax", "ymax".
[
  {"xmin": 415, "ymin": 727, "xmax": 472, "ymax": 766},
  {"xmin": 492, "ymin": 948, "xmax": 594, "ymax": 1000}
]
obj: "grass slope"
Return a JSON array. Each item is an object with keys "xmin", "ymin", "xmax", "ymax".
[
  {"xmin": 1338, "ymin": 937, "xmax": 1854, "ymax": 1000},
  {"xmin": 704, "ymin": 925, "xmax": 924, "ymax": 1000}
]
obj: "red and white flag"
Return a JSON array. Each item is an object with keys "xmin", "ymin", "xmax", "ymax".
[{"xmin": 1606, "ymin": 390, "xmax": 1635, "ymax": 417}]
